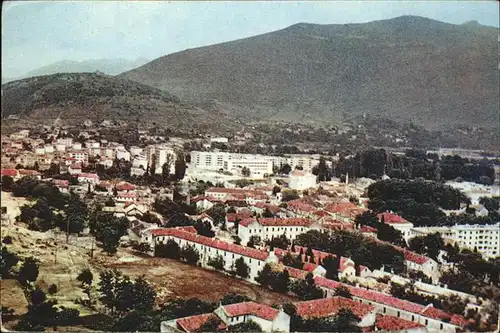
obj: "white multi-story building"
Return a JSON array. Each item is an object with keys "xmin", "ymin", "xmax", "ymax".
[
  {"xmin": 451, "ymin": 223, "xmax": 500, "ymax": 258},
  {"xmin": 154, "ymin": 146, "xmax": 176, "ymax": 175},
  {"xmin": 116, "ymin": 148, "xmax": 131, "ymax": 161},
  {"xmin": 56, "ymin": 137, "xmax": 73, "ymax": 147},
  {"xmin": 411, "ymin": 222, "xmax": 500, "ymax": 259},
  {"xmin": 378, "ymin": 212, "xmax": 415, "ymax": 241},
  {"xmin": 288, "ymin": 170, "xmax": 317, "ymax": 190},
  {"xmin": 238, "ymin": 217, "xmax": 323, "ymax": 244},
  {"xmin": 143, "ymin": 227, "xmax": 279, "ymax": 282},
  {"xmin": 210, "ymin": 137, "xmax": 229, "ymax": 144},
  {"xmin": 68, "ymin": 150, "xmax": 89, "ymax": 165}
]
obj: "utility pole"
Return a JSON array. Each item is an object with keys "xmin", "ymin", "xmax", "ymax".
[
  {"xmin": 66, "ymin": 217, "xmax": 70, "ymax": 243},
  {"xmin": 90, "ymin": 237, "xmax": 94, "ymax": 259}
]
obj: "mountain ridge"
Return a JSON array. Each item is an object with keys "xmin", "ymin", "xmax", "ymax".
[{"xmin": 120, "ymin": 15, "xmax": 499, "ymax": 131}]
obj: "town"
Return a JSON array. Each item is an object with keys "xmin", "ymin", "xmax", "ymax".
[{"xmin": 1, "ymin": 123, "xmax": 499, "ymax": 332}]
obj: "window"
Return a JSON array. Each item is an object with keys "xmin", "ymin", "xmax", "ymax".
[
  {"xmin": 397, "ymin": 311, "xmax": 400, "ymax": 318},
  {"xmin": 440, "ymin": 324, "xmax": 443, "ymax": 330},
  {"xmin": 411, "ymin": 315, "xmax": 414, "ymax": 321},
  {"xmin": 383, "ymin": 307, "xmax": 386, "ymax": 313},
  {"xmin": 425, "ymin": 320, "xmax": 428, "ymax": 325}
]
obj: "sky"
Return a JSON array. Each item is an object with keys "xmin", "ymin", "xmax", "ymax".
[{"xmin": 2, "ymin": 1, "xmax": 499, "ymax": 78}]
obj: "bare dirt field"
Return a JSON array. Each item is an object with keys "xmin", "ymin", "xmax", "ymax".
[{"xmin": 107, "ymin": 257, "xmax": 298, "ymax": 306}]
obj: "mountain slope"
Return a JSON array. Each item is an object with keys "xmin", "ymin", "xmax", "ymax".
[
  {"xmin": 2, "ymin": 58, "xmax": 150, "ymax": 84},
  {"xmin": 1, "ymin": 73, "xmax": 231, "ymax": 132},
  {"xmin": 120, "ymin": 16, "xmax": 499, "ymax": 130}
]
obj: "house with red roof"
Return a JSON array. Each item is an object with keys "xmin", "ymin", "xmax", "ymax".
[
  {"xmin": 161, "ymin": 313, "xmax": 227, "ymax": 332},
  {"xmin": 68, "ymin": 163, "xmax": 82, "ymax": 175},
  {"xmin": 160, "ymin": 301, "xmax": 290, "ymax": 333},
  {"xmin": 77, "ymin": 173, "xmax": 99, "ymax": 185},
  {"xmin": 293, "ymin": 296, "xmax": 377, "ymax": 330},
  {"xmin": 313, "ymin": 277, "xmax": 466, "ymax": 333},
  {"xmin": 324, "ymin": 202, "xmax": 368, "ymax": 222},
  {"xmin": 146, "ymin": 228, "xmax": 279, "ymax": 282},
  {"xmin": 374, "ymin": 314, "xmax": 427, "ymax": 332},
  {"xmin": 1, "ymin": 169, "xmax": 19, "ymax": 180},
  {"xmin": 191, "ymin": 196, "xmax": 219, "ymax": 211},
  {"xmin": 214, "ymin": 302, "xmax": 290, "ymax": 332},
  {"xmin": 238, "ymin": 217, "xmax": 322, "ymax": 245},
  {"xmin": 360, "ymin": 225, "xmax": 378, "ymax": 238},
  {"xmin": 18, "ymin": 169, "xmax": 42, "ymax": 180},
  {"xmin": 225, "ymin": 210, "xmax": 253, "ymax": 229},
  {"xmin": 378, "ymin": 212, "xmax": 415, "ymax": 240}
]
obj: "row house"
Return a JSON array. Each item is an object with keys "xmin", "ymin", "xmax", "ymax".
[
  {"xmin": 323, "ymin": 202, "xmax": 368, "ymax": 223},
  {"xmin": 144, "ymin": 228, "xmax": 280, "ymax": 282},
  {"xmin": 9, "ymin": 130, "xmax": 30, "ymax": 140},
  {"xmin": 238, "ymin": 217, "xmax": 322, "ymax": 244},
  {"xmin": 18, "ymin": 169, "xmax": 41, "ymax": 180},
  {"xmin": 293, "ymin": 297, "xmax": 377, "ymax": 331},
  {"xmin": 161, "ymin": 302, "xmax": 290, "ymax": 333},
  {"xmin": 374, "ymin": 314, "xmax": 427, "ymax": 332},
  {"xmin": 314, "ymin": 277, "xmax": 466, "ymax": 333},
  {"xmin": 274, "ymin": 246, "xmax": 369, "ymax": 280},
  {"xmin": 192, "ymin": 196, "xmax": 218, "ymax": 211}
]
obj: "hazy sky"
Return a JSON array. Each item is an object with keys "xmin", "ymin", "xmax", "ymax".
[{"xmin": 2, "ymin": 1, "xmax": 499, "ymax": 78}]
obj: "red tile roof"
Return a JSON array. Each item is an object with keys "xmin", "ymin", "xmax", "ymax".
[
  {"xmin": 290, "ymin": 170, "xmax": 307, "ymax": 177},
  {"xmin": 222, "ymin": 302, "xmax": 279, "ymax": 321},
  {"xmin": 52, "ymin": 179, "xmax": 69, "ymax": 187},
  {"xmin": 294, "ymin": 296, "xmax": 374, "ymax": 319},
  {"xmin": 116, "ymin": 182, "xmax": 136, "ymax": 191},
  {"xmin": 284, "ymin": 266, "xmax": 308, "ymax": 279},
  {"xmin": 1, "ymin": 169, "xmax": 18, "ymax": 177},
  {"xmin": 253, "ymin": 202, "xmax": 281, "ymax": 214},
  {"xmin": 375, "ymin": 314, "xmax": 425, "ymax": 330},
  {"xmin": 69, "ymin": 163, "xmax": 82, "ymax": 169},
  {"xmin": 118, "ymin": 192, "xmax": 137, "ymax": 198},
  {"xmin": 421, "ymin": 306, "xmax": 468, "ymax": 326},
  {"xmin": 77, "ymin": 173, "xmax": 99, "ymax": 179},
  {"xmin": 258, "ymin": 217, "xmax": 313, "ymax": 227},
  {"xmin": 152, "ymin": 228, "xmax": 269, "ymax": 261},
  {"xmin": 239, "ymin": 217, "xmax": 258, "ymax": 227},
  {"xmin": 226, "ymin": 210, "xmax": 253, "ymax": 222},
  {"xmin": 360, "ymin": 225, "xmax": 377, "ymax": 233},
  {"xmin": 18, "ymin": 169, "xmax": 40, "ymax": 175},
  {"xmin": 176, "ymin": 313, "xmax": 226, "ymax": 332},
  {"xmin": 378, "ymin": 212, "xmax": 410, "ymax": 224}
]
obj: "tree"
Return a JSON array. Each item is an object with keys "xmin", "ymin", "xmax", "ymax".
[
  {"xmin": 270, "ymin": 270, "xmax": 290, "ymax": 293},
  {"xmin": 323, "ymin": 255, "xmax": 340, "ymax": 280},
  {"xmin": 98, "ymin": 269, "xmax": 156, "ymax": 315},
  {"xmin": 376, "ymin": 223, "xmax": 407, "ymax": 247},
  {"xmin": 197, "ymin": 316, "xmax": 224, "ymax": 332},
  {"xmin": 272, "ymin": 186, "xmax": 281, "ymax": 196},
  {"xmin": 174, "ymin": 156, "xmax": 187, "ymax": 181},
  {"xmin": 234, "ymin": 257, "xmax": 250, "ymax": 278},
  {"xmin": 479, "ymin": 197, "xmax": 500, "ymax": 214},
  {"xmin": 231, "ymin": 320, "xmax": 262, "ymax": 332},
  {"xmin": 90, "ymin": 213, "xmax": 129, "ymax": 254},
  {"xmin": 282, "ymin": 190, "xmax": 300, "ymax": 202},
  {"xmin": 194, "ymin": 220, "xmax": 215, "ymax": 238},
  {"xmin": 241, "ymin": 167, "xmax": 251, "ymax": 177},
  {"xmin": 219, "ymin": 293, "xmax": 252, "ymax": 305},
  {"xmin": 266, "ymin": 234, "xmax": 290, "ymax": 250},
  {"xmin": 205, "ymin": 204, "xmax": 227, "ymax": 226},
  {"xmin": 334, "ymin": 286, "xmax": 352, "ymax": 299},
  {"xmin": 48, "ymin": 284, "xmax": 58, "ymax": 295},
  {"xmin": 291, "ymin": 273, "xmax": 324, "ymax": 300},
  {"xmin": 1, "ymin": 175, "xmax": 15, "ymax": 191},
  {"xmin": 1, "ymin": 246, "xmax": 20, "ymax": 278},
  {"xmin": 132, "ymin": 242, "xmax": 152, "ymax": 253},
  {"xmin": 18, "ymin": 257, "xmax": 39, "ymax": 285},
  {"xmin": 408, "ymin": 233, "xmax": 444, "ymax": 261},
  {"xmin": 256, "ymin": 264, "xmax": 273, "ymax": 287},
  {"xmin": 77, "ymin": 268, "xmax": 94, "ymax": 286},
  {"xmin": 279, "ymin": 164, "xmax": 292, "ymax": 175},
  {"xmin": 282, "ymin": 252, "xmax": 304, "ymax": 269},
  {"xmin": 180, "ymin": 245, "xmax": 200, "ymax": 265},
  {"xmin": 331, "ymin": 308, "xmax": 361, "ymax": 332},
  {"xmin": 156, "ymin": 239, "xmax": 181, "ymax": 259},
  {"xmin": 247, "ymin": 235, "xmax": 261, "ymax": 249},
  {"xmin": 207, "ymin": 255, "xmax": 225, "ymax": 270}
]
